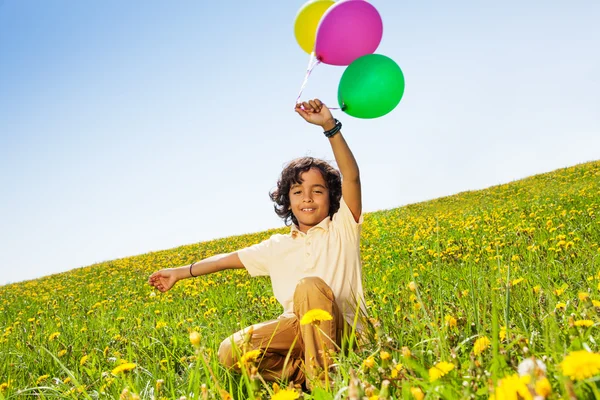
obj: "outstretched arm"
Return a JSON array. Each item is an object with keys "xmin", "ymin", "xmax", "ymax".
[
  {"xmin": 295, "ymin": 99, "xmax": 362, "ymax": 222},
  {"xmin": 148, "ymin": 252, "xmax": 244, "ymax": 292}
]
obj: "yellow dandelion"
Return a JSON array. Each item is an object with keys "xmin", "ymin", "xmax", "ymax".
[
  {"xmin": 36, "ymin": 375, "xmax": 50, "ymax": 385},
  {"xmin": 401, "ymin": 347, "xmax": 412, "ymax": 358},
  {"xmin": 555, "ymin": 302, "xmax": 567, "ymax": 310},
  {"xmin": 574, "ymin": 320, "xmax": 594, "ymax": 327},
  {"xmin": 578, "ymin": 292, "xmax": 589, "ymax": 301},
  {"xmin": 80, "ymin": 355, "xmax": 89, "ymax": 366},
  {"xmin": 363, "ymin": 356, "xmax": 375, "ymax": 369},
  {"xmin": 408, "ymin": 281, "xmax": 417, "ymax": 291},
  {"xmin": 48, "ymin": 331, "xmax": 60, "ymax": 341},
  {"xmin": 499, "ymin": 326, "xmax": 507, "ymax": 341},
  {"xmin": 239, "ymin": 349, "xmax": 261, "ymax": 365},
  {"xmin": 429, "ymin": 361, "xmax": 454, "ymax": 382},
  {"xmin": 410, "ymin": 386, "xmax": 424, "ymax": 400},
  {"xmin": 0, "ymin": 382, "xmax": 9, "ymax": 391},
  {"xmin": 511, "ymin": 278, "xmax": 524, "ymax": 286},
  {"xmin": 270, "ymin": 389, "xmax": 299, "ymax": 400},
  {"xmin": 391, "ymin": 363, "xmax": 403, "ymax": 378},
  {"xmin": 155, "ymin": 321, "xmax": 167, "ymax": 329},
  {"xmin": 189, "ymin": 331, "xmax": 201, "ymax": 347},
  {"xmin": 58, "ymin": 349, "xmax": 67, "ymax": 357},
  {"xmin": 554, "ymin": 287, "xmax": 566, "ymax": 296},
  {"xmin": 492, "ymin": 374, "xmax": 532, "ymax": 400},
  {"xmin": 473, "ymin": 336, "xmax": 491, "ymax": 356},
  {"xmin": 535, "ymin": 377, "xmax": 552, "ymax": 397},
  {"xmin": 380, "ymin": 351, "xmax": 391, "ymax": 361},
  {"xmin": 592, "ymin": 300, "xmax": 600, "ymax": 307},
  {"xmin": 111, "ymin": 362, "xmax": 137, "ymax": 375},
  {"xmin": 533, "ymin": 285, "xmax": 541, "ymax": 294},
  {"xmin": 445, "ymin": 315, "xmax": 457, "ymax": 329},
  {"xmin": 300, "ymin": 309, "xmax": 332, "ymax": 325},
  {"xmin": 559, "ymin": 350, "xmax": 600, "ymax": 381}
]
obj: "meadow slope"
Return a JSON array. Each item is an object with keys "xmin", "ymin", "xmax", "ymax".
[{"xmin": 1, "ymin": 160, "xmax": 599, "ymax": 399}]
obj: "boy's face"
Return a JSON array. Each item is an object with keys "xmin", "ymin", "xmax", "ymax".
[{"xmin": 289, "ymin": 167, "xmax": 330, "ymax": 233}]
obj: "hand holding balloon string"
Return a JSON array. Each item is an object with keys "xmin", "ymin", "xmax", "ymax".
[{"xmin": 295, "ymin": 99, "xmax": 336, "ymax": 130}]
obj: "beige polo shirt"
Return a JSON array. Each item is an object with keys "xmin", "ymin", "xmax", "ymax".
[{"xmin": 237, "ymin": 197, "xmax": 366, "ymax": 329}]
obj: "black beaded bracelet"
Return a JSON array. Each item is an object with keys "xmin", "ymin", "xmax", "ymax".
[
  {"xmin": 324, "ymin": 119, "xmax": 342, "ymax": 138},
  {"xmin": 189, "ymin": 262, "xmax": 196, "ymax": 277}
]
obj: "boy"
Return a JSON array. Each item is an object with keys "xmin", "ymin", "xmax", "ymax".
[{"xmin": 148, "ymin": 99, "xmax": 365, "ymax": 386}]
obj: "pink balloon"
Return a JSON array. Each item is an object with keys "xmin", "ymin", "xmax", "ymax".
[{"xmin": 315, "ymin": 0, "xmax": 383, "ymax": 66}]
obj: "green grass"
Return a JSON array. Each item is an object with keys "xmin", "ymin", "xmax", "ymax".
[{"xmin": 1, "ymin": 160, "xmax": 599, "ymax": 399}]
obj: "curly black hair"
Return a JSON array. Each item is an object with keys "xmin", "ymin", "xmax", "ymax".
[{"xmin": 269, "ymin": 157, "xmax": 342, "ymax": 227}]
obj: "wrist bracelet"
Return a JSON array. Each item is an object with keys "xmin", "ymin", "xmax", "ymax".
[
  {"xmin": 189, "ymin": 262, "xmax": 196, "ymax": 277},
  {"xmin": 323, "ymin": 119, "xmax": 342, "ymax": 138}
]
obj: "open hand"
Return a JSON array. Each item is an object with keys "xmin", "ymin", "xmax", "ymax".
[
  {"xmin": 295, "ymin": 99, "xmax": 336, "ymax": 130},
  {"xmin": 148, "ymin": 269, "xmax": 178, "ymax": 292}
]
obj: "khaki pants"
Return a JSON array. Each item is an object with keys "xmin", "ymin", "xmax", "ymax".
[{"xmin": 218, "ymin": 277, "xmax": 348, "ymax": 384}]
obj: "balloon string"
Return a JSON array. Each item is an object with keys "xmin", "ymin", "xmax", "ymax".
[{"xmin": 295, "ymin": 52, "xmax": 321, "ymax": 107}]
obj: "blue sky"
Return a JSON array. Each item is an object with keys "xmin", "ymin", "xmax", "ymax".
[{"xmin": 1, "ymin": 0, "xmax": 599, "ymax": 285}]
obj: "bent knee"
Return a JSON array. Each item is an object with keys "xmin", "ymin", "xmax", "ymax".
[
  {"xmin": 218, "ymin": 336, "xmax": 238, "ymax": 368},
  {"xmin": 294, "ymin": 277, "xmax": 332, "ymax": 297}
]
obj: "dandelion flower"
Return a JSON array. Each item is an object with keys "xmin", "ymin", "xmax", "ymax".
[
  {"xmin": 155, "ymin": 321, "xmax": 167, "ymax": 329},
  {"xmin": 578, "ymin": 292, "xmax": 589, "ymax": 301},
  {"xmin": 36, "ymin": 375, "xmax": 50, "ymax": 385},
  {"xmin": 555, "ymin": 302, "xmax": 566, "ymax": 310},
  {"xmin": 0, "ymin": 382, "xmax": 8, "ymax": 392},
  {"xmin": 573, "ymin": 319, "xmax": 593, "ymax": 327},
  {"xmin": 535, "ymin": 377, "xmax": 552, "ymax": 397},
  {"xmin": 592, "ymin": 300, "xmax": 600, "ymax": 307},
  {"xmin": 473, "ymin": 336, "xmax": 491, "ymax": 356},
  {"xmin": 111, "ymin": 362, "xmax": 137, "ymax": 375},
  {"xmin": 511, "ymin": 278, "xmax": 524, "ymax": 286},
  {"xmin": 300, "ymin": 309, "xmax": 332, "ymax": 325},
  {"xmin": 80, "ymin": 355, "xmax": 89, "ymax": 366},
  {"xmin": 401, "ymin": 347, "xmax": 412, "ymax": 358},
  {"xmin": 270, "ymin": 389, "xmax": 299, "ymax": 400},
  {"xmin": 429, "ymin": 361, "xmax": 454, "ymax": 382},
  {"xmin": 445, "ymin": 315, "xmax": 457, "ymax": 329},
  {"xmin": 410, "ymin": 386, "xmax": 424, "ymax": 400},
  {"xmin": 559, "ymin": 350, "xmax": 600, "ymax": 381},
  {"xmin": 189, "ymin": 331, "xmax": 201, "ymax": 347},
  {"xmin": 48, "ymin": 332, "xmax": 60, "ymax": 341},
  {"xmin": 408, "ymin": 281, "xmax": 417, "ymax": 291},
  {"xmin": 238, "ymin": 349, "xmax": 261, "ymax": 366},
  {"xmin": 363, "ymin": 356, "xmax": 375, "ymax": 369},
  {"xmin": 499, "ymin": 326, "xmax": 507, "ymax": 341},
  {"xmin": 380, "ymin": 351, "xmax": 391, "ymax": 361},
  {"xmin": 492, "ymin": 374, "xmax": 532, "ymax": 400}
]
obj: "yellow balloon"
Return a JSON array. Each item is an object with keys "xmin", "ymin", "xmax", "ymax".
[{"xmin": 294, "ymin": 0, "xmax": 335, "ymax": 54}]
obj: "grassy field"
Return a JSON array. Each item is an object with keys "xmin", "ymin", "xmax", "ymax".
[{"xmin": 1, "ymin": 160, "xmax": 599, "ymax": 399}]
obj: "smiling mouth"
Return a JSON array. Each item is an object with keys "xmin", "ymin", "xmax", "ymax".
[{"xmin": 301, "ymin": 208, "xmax": 316, "ymax": 212}]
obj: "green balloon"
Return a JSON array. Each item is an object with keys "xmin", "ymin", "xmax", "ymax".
[{"xmin": 338, "ymin": 54, "xmax": 405, "ymax": 119}]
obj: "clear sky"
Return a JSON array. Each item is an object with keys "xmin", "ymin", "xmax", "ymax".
[{"xmin": 1, "ymin": 0, "xmax": 599, "ymax": 286}]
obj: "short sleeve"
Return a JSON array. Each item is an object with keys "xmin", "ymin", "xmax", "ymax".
[
  {"xmin": 332, "ymin": 197, "xmax": 363, "ymax": 232},
  {"xmin": 236, "ymin": 236, "xmax": 273, "ymax": 277}
]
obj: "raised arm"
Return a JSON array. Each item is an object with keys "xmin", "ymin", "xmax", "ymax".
[
  {"xmin": 295, "ymin": 99, "xmax": 362, "ymax": 222},
  {"xmin": 148, "ymin": 252, "xmax": 244, "ymax": 292}
]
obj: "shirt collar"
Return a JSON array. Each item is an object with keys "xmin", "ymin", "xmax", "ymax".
[{"xmin": 290, "ymin": 216, "xmax": 331, "ymax": 238}]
